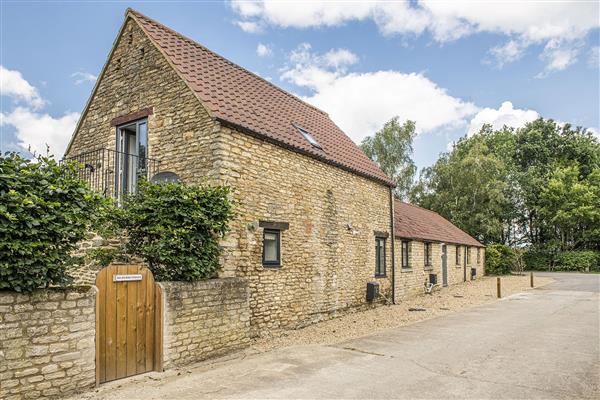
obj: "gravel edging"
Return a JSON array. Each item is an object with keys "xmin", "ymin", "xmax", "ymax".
[{"xmin": 249, "ymin": 274, "xmax": 554, "ymax": 353}]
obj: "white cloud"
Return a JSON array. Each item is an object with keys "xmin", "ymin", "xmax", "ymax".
[
  {"xmin": 0, "ymin": 65, "xmax": 45, "ymax": 109},
  {"xmin": 1, "ymin": 107, "xmax": 80, "ymax": 157},
  {"xmin": 0, "ymin": 66, "xmax": 79, "ymax": 157},
  {"xmin": 231, "ymin": 1, "xmax": 599, "ymax": 74},
  {"xmin": 256, "ymin": 43, "xmax": 272, "ymax": 57},
  {"xmin": 322, "ymin": 48, "xmax": 359, "ymax": 69},
  {"xmin": 280, "ymin": 44, "xmax": 477, "ymax": 143},
  {"xmin": 588, "ymin": 47, "xmax": 599, "ymax": 68},
  {"xmin": 535, "ymin": 39, "xmax": 583, "ymax": 78},
  {"xmin": 281, "ymin": 43, "xmax": 358, "ymax": 90},
  {"xmin": 487, "ymin": 40, "xmax": 527, "ymax": 68},
  {"xmin": 467, "ymin": 101, "xmax": 539, "ymax": 136},
  {"xmin": 235, "ymin": 20, "xmax": 262, "ymax": 33},
  {"xmin": 71, "ymin": 71, "xmax": 97, "ymax": 85}
]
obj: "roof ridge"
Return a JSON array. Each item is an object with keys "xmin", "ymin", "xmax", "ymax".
[{"xmin": 126, "ymin": 8, "xmax": 329, "ymax": 117}]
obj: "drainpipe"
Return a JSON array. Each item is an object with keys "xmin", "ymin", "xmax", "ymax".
[{"xmin": 389, "ymin": 187, "xmax": 396, "ymax": 304}]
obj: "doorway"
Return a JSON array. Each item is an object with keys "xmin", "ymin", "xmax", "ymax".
[
  {"xmin": 116, "ymin": 119, "xmax": 148, "ymax": 198},
  {"xmin": 441, "ymin": 244, "xmax": 448, "ymax": 287}
]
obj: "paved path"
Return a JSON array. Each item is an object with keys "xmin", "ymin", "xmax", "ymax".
[{"xmin": 93, "ymin": 273, "xmax": 599, "ymax": 399}]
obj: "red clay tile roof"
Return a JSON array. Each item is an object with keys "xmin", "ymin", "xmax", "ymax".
[
  {"xmin": 127, "ymin": 9, "xmax": 394, "ymax": 186},
  {"xmin": 394, "ymin": 201, "xmax": 484, "ymax": 247}
]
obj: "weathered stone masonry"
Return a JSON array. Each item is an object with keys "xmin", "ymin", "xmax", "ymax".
[
  {"xmin": 212, "ymin": 126, "xmax": 393, "ymax": 334},
  {"xmin": 67, "ymin": 13, "xmax": 395, "ymax": 335},
  {"xmin": 67, "ymin": 18, "xmax": 217, "ymax": 184},
  {"xmin": 394, "ymin": 240, "xmax": 485, "ymax": 299},
  {"xmin": 160, "ymin": 278, "xmax": 251, "ymax": 369},
  {"xmin": 0, "ymin": 288, "xmax": 96, "ymax": 399}
]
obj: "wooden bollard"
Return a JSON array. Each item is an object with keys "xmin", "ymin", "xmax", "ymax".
[
  {"xmin": 497, "ymin": 277, "xmax": 501, "ymax": 298},
  {"xmin": 530, "ymin": 272, "xmax": 534, "ymax": 288}
]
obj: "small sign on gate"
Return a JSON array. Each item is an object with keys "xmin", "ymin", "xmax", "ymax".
[{"xmin": 113, "ymin": 274, "xmax": 143, "ymax": 282}]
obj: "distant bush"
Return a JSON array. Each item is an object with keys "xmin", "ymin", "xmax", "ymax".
[
  {"xmin": 0, "ymin": 153, "xmax": 112, "ymax": 292},
  {"xmin": 115, "ymin": 181, "xmax": 234, "ymax": 281},
  {"xmin": 555, "ymin": 251, "xmax": 600, "ymax": 272},
  {"xmin": 523, "ymin": 249, "xmax": 600, "ymax": 272},
  {"xmin": 485, "ymin": 244, "xmax": 517, "ymax": 275},
  {"xmin": 523, "ymin": 251, "xmax": 554, "ymax": 271}
]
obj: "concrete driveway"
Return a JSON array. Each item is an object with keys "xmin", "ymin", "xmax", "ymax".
[{"xmin": 93, "ymin": 273, "xmax": 599, "ymax": 399}]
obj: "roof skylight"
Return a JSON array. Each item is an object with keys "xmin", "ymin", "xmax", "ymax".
[{"xmin": 294, "ymin": 124, "xmax": 322, "ymax": 149}]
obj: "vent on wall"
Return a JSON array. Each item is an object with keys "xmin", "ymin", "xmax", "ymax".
[{"xmin": 366, "ymin": 282, "xmax": 379, "ymax": 302}]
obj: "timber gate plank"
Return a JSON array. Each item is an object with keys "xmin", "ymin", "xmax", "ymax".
[{"xmin": 95, "ymin": 264, "xmax": 161, "ymax": 383}]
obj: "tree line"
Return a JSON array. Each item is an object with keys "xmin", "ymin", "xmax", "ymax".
[{"xmin": 361, "ymin": 117, "xmax": 600, "ymax": 270}]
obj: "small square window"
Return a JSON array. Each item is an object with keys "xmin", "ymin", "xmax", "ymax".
[
  {"xmin": 375, "ymin": 237, "xmax": 386, "ymax": 277},
  {"xmin": 263, "ymin": 229, "xmax": 281, "ymax": 267},
  {"xmin": 294, "ymin": 124, "xmax": 322, "ymax": 149}
]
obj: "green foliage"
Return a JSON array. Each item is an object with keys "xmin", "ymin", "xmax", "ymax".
[
  {"xmin": 117, "ymin": 181, "xmax": 234, "ymax": 281},
  {"xmin": 86, "ymin": 247, "xmax": 130, "ymax": 268},
  {"xmin": 555, "ymin": 251, "xmax": 600, "ymax": 272},
  {"xmin": 484, "ymin": 244, "xmax": 517, "ymax": 275},
  {"xmin": 0, "ymin": 153, "xmax": 113, "ymax": 292},
  {"xmin": 361, "ymin": 118, "xmax": 417, "ymax": 200},
  {"xmin": 411, "ymin": 119, "xmax": 600, "ymax": 251},
  {"xmin": 523, "ymin": 251, "xmax": 554, "ymax": 271}
]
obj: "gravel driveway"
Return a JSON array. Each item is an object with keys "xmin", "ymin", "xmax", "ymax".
[{"xmin": 78, "ymin": 273, "xmax": 599, "ymax": 399}]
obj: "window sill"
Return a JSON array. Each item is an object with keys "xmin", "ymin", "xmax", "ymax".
[
  {"xmin": 401, "ymin": 268, "xmax": 413, "ymax": 273},
  {"xmin": 424, "ymin": 266, "xmax": 433, "ymax": 271},
  {"xmin": 263, "ymin": 264, "xmax": 282, "ymax": 269},
  {"xmin": 374, "ymin": 274, "xmax": 387, "ymax": 279},
  {"xmin": 456, "ymin": 265, "xmax": 463, "ymax": 268}
]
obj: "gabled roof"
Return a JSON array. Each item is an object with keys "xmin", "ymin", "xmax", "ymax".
[
  {"xmin": 126, "ymin": 9, "xmax": 393, "ymax": 186},
  {"xmin": 394, "ymin": 200, "xmax": 484, "ymax": 247}
]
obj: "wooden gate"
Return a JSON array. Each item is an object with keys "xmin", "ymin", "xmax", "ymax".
[{"xmin": 95, "ymin": 264, "xmax": 163, "ymax": 384}]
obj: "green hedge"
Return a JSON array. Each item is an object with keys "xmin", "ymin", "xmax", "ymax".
[
  {"xmin": 523, "ymin": 251, "xmax": 554, "ymax": 271},
  {"xmin": 523, "ymin": 250, "xmax": 600, "ymax": 271},
  {"xmin": 0, "ymin": 153, "xmax": 112, "ymax": 292},
  {"xmin": 485, "ymin": 244, "xmax": 517, "ymax": 275},
  {"xmin": 555, "ymin": 251, "xmax": 599, "ymax": 272},
  {"xmin": 115, "ymin": 181, "xmax": 234, "ymax": 281}
]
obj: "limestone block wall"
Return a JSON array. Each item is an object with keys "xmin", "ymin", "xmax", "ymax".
[
  {"xmin": 394, "ymin": 239, "xmax": 485, "ymax": 300},
  {"xmin": 66, "ymin": 18, "xmax": 218, "ymax": 184},
  {"xmin": 210, "ymin": 126, "xmax": 393, "ymax": 334},
  {"xmin": 0, "ymin": 288, "xmax": 96, "ymax": 399},
  {"xmin": 160, "ymin": 278, "xmax": 251, "ymax": 369}
]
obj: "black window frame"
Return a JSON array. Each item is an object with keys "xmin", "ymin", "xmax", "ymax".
[
  {"xmin": 262, "ymin": 229, "xmax": 281, "ymax": 267},
  {"xmin": 401, "ymin": 240, "xmax": 410, "ymax": 269},
  {"xmin": 375, "ymin": 237, "xmax": 387, "ymax": 277},
  {"xmin": 424, "ymin": 242, "xmax": 432, "ymax": 267},
  {"xmin": 455, "ymin": 245, "xmax": 461, "ymax": 265}
]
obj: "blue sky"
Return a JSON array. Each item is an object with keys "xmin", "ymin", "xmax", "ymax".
[{"xmin": 1, "ymin": 1, "xmax": 599, "ymax": 170}]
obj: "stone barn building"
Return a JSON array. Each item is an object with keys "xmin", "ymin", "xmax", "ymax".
[
  {"xmin": 66, "ymin": 9, "xmax": 484, "ymax": 334},
  {"xmin": 66, "ymin": 9, "xmax": 396, "ymax": 334},
  {"xmin": 393, "ymin": 201, "xmax": 485, "ymax": 299}
]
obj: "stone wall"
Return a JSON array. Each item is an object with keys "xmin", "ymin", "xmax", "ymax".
[
  {"xmin": 210, "ymin": 126, "xmax": 393, "ymax": 335},
  {"xmin": 66, "ymin": 17, "xmax": 218, "ymax": 184},
  {"xmin": 160, "ymin": 278, "xmax": 251, "ymax": 369},
  {"xmin": 0, "ymin": 288, "xmax": 96, "ymax": 399},
  {"xmin": 394, "ymin": 239, "xmax": 485, "ymax": 300}
]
